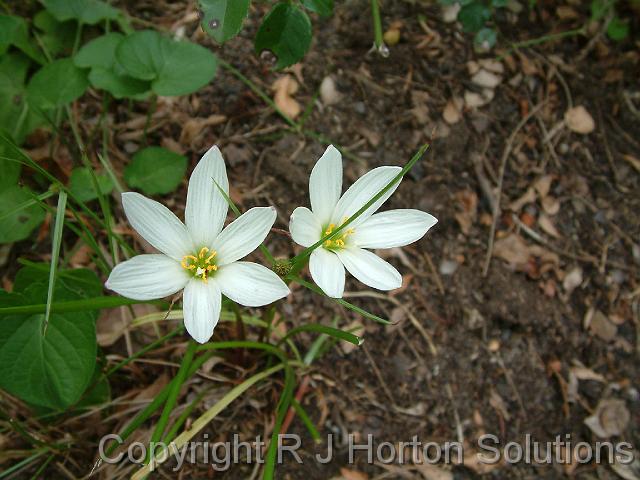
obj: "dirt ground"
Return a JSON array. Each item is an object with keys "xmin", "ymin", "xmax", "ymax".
[{"xmin": 4, "ymin": 0, "xmax": 640, "ymax": 479}]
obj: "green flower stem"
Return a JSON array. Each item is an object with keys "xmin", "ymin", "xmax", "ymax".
[
  {"xmin": 371, "ymin": 0, "xmax": 384, "ymax": 49},
  {"xmin": 289, "ymin": 143, "xmax": 430, "ymax": 268},
  {"xmin": 291, "ymin": 275, "xmax": 390, "ymax": 324}
]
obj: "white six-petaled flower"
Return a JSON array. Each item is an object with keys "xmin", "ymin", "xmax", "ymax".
[
  {"xmin": 106, "ymin": 146, "xmax": 290, "ymax": 343},
  {"xmin": 289, "ymin": 145, "xmax": 437, "ymax": 298}
]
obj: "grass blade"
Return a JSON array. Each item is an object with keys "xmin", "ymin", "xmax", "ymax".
[{"xmin": 43, "ymin": 191, "xmax": 67, "ymax": 334}]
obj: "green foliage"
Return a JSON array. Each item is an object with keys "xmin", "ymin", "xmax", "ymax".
[
  {"xmin": 75, "ymin": 33, "xmax": 151, "ymax": 98},
  {"xmin": 302, "ymin": 0, "xmax": 334, "ymax": 17},
  {"xmin": 124, "ymin": 147, "xmax": 188, "ymax": 195},
  {"xmin": 606, "ymin": 16, "xmax": 629, "ymax": 41},
  {"xmin": 0, "ymin": 53, "xmax": 46, "ymax": 144},
  {"xmin": 198, "ymin": 0, "xmax": 251, "ymax": 44},
  {"xmin": 41, "ymin": 0, "xmax": 120, "ymax": 25},
  {"xmin": 0, "ymin": 186, "xmax": 46, "ymax": 244},
  {"xmin": 27, "ymin": 58, "xmax": 88, "ymax": 109},
  {"xmin": 458, "ymin": 2, "xmax": 491, "ymax": 33},
  {"xmin": 69, "ymin": 167, "xmax": 115, "ymax": 202},
  {"xmin": 0, "ymin": 266, "xmax": 101, "ymax": 409},
  {"xmin": 255, "ymin": 3, "xmax": 312, "ymax": 69},
  {"xmin": 115, "ymin": 30, "xmax": 218, "ymax": 96},
  {"xmin": 0, "ymin": 15, "xmax": 44, "ymax": 63},
  {"xmin": 33, "ymin": 10, "xmax": 76, "ymax": 56},
  {"xmin": 475, "ymin": 26, "xmax": 497, "ymax": 50}
]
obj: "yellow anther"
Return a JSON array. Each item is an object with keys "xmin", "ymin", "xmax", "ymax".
[
  {"xmin": 181, "ymin": 247, "xmax": 218, "ymax": 282},
  {"xmin": 322, "ymin": 219, "xmax": 354, "ymax": 250}
]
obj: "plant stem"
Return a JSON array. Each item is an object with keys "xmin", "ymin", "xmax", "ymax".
[
  {"xmin": 149, "ymin": 341, "xmax": 198, "ymax": 447},
  {"xmin": 371, "ymin": 0, "xmax": 384, "ymax": 49}
]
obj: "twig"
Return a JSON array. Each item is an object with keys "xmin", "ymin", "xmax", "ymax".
[
  {"xmin": 362, "ymin": 344, "xmax": 396, "ymax": 405},
  {"xmin": 482, "ymin": 102, "xmax": 546, "ymax": 277}
]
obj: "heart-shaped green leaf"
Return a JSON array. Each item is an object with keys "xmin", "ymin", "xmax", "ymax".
[
  {"xmin": 75, "ymin": 33, "xmax": 151, "ymax": 98},
  {"xmin": 0, "ymin": 283, "xmax": 97, "ymax": 410},
  {"xmin": 14, "ymin": 264, "xmax": 103, "ymax": 299},
  {"xmin": 198, "ymin": 0, "xmax": 251, "ymax": 44},
  {"xmin": 42, "ymin": 0, "xmax": 120, "ymax": 25},
  {"xmin": 27, "ymin": 58, "xmax": 88, "ymax": 109},
  {"xmin": 116, "ymin": 30, "xmax": 218, "ymax": 96},
  {"xmin": 255, "ymin": 3, "xmax": 312, "ymax": 69},
  {"xmin": 74, "ymin": 32, "xmax": 123, "ymax": 69},
  {"xmin": 0, "ymin": 185, "xmax": 46, "ymax": 244},
  {"xmin": 124, "ymin": 146, "xmax": 188, "ymax": 195}
]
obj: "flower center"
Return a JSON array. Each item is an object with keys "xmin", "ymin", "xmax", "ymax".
[
  {"xmin": 323, "ymin": 219, "xmax": 354, "ymax": 251},
  {"xmin": 181, "ymin": 247, "xmax": 218, "ymax": 283}
]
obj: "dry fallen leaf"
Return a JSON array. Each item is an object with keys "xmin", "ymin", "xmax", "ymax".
[
  {"xmin": 589, "ymin": 309, "xmax": 618, "ymax": 342},
  {"xmin": 443, "ymin": 100, "xmax": 462, "ymax": 124},
  {"xmin": 415, "ymin": 464, "xmax": 453, "ymax": 480},
  {"xmin": 320, "ymin": 75, "xmax": 341, "ymax": 106},
  {"xmin": 584, "ymin": 398, "xmax": 630, "ymax": 438},
  {"xmin": 493, "ymin": 234, "xmax": 531, "ymax": 267},
  {"xmin": 565, "ymin": 106, "xmax": 595, "ymax": 134},
  {"xmin": 464, "ymin": 89, "xmax": 494, "ymax": 108},
  {"xmin": 471, "ymin": 69, "xmax": 502, "ymax": 89},
  {"xmin": 338, "ymin": 468, "xmax": 369, "ymax": 480},
  {"xmin": 273, "ymin": 75, "xmax": 301, "ymax": 119},
  {"xmin": 562, "ymin": 266, "xmax": 583, "ymax": 295},
  {"xmin": 538, "ymin": 213, "xmax": 561, "ymax": 238}
]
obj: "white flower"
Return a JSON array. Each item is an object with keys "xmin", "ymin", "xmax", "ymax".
[
  {"xmin": 289, "ymin": 145, "xmax": 437, "ymax": 298},
  {"xmin": 106, "ymin": 146, "xmax": 290, "ymax": 343}
]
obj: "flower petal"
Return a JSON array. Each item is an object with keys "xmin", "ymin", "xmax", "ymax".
[
  {"xmin": 309, "ymin": 248, "xmax": 345, "ymax": 298},
  {"xmin": 215, "ymin": 262, "xmax": 290, "ymax": 306},
  {"xmin": 213, "ymin": 207, "xmax": 276, "ymax": 265},
  {"xmin": 336, "ymin": 247, "xmax": 402, "ymax": 291},
  {"xmin": 309, "ymin": 145, "xmax": 342, "ymax": 225},
  {"xmin": 289, "ymin": 206, "xmax": 322, "ymax": 248},
  {"xmin": 105, "ymin": 254, "xmax": 189, "ymax": 300},
  {"xmin": 185, "ymin": 145, "xmax": 229, "ymax": 247},
  {"xmin": 353, "ymin": 209, "xmax": 438, "ymax": 249},
  {"xmin": 331, "ymin": 166, "xmax": 402, "ymax": 227},
  {"xmin": 183, "ymin": 278, "xmax": 221, "ymax": 344},
  {"xmin": 122, "ymin": 192, "xmax": 192, "ymax": 260}
]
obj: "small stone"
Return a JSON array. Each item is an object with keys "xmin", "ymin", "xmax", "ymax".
[{"xmin": 319, "ymin": 76, "xmax": 341, "ymax": 106}]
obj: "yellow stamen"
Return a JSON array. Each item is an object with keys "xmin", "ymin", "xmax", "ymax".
[
  {"xmin": 181, "ymin": 248, "xmax": 218, "ymax": 282},
  {"xmin": 323, "ymin": 219, "xmax": 354, "ymax": 250}
]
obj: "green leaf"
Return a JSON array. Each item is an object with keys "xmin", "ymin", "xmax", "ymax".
[
  {"xmin": 255, "ymin": 3, "xmax": 312, "ymax": 69},
  {"xmin": 0, "ymin": 15, "xmax": 45, "ymax": 63},
  {"xmin": 69, "ymin": 167, "xmax": 114, "ymax": 202},
  {"xmin": 33, "ymin": 10, "xmax": 76, "ymax": 56},
  {"xmin": 74, "ymin": 32, "xmax": 124, "ymax": 69},
  {"xmin": 75, "ymin": 33, "xmax": 151, "ymax": 98},
  {"xmin": 14, "ymin": 264, "xmax": 103, "ymax": 299},
  {"xmin": 199, "ymin": 0, "xmax": 251, "ymax": 43},
  {"xmin": 607, "ymin": 16, "xmax": 629, "ymax": 41},
  {"xmin": 27, "ymin": 58, "xmax": 88, "ymax": 109},
  {"xmin": 124, "ymin": 147, "xmax": 187, "ymax": 195},
  {"xmin": 474, "ymin": 27, "xmax": 497, "ymax": 50},
  {"xmin": 491, "ymin": 0, "xmax": 508, "ymax": 7},
  {"xmin": 590, "ymin": 0, "xmax": 609, "ymax": 21},
  {"xmin": 0, "ymin": 143, "xmax": 21, "ymax": 190},
  {"xmin": 0, "ymin": 286, "xmax": 97, "ymax": 410},
  {"xmin": 302, "ymin": 0, "xmax": 334, "ymax": 17},
  {"xmin": 115, "ymin": 30, "xmax": 218, "ymax": 96},
  {"xmin": 89, "ymin": 68, "xmax": 150, "ymax": 98},
  {"xmin": 0, "ymin": 53, "xmax": 46, "ymax": 144},
  {"xmin": 0, "ymin": 185, "xmax": 45, "ymax": 244},
  {"xmin": 458, "ymin": 2, "xmax": 491, "ymax": 33},
  {"xmin": 41, "ymin": 0, "xmax": 120, "ymax": 25}
]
